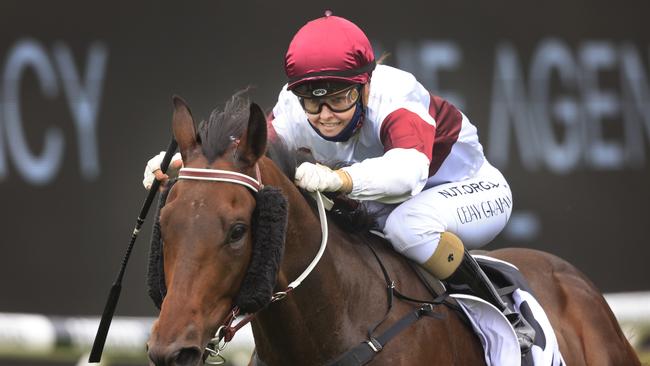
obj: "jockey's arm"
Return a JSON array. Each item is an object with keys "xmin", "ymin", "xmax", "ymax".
[
  {"xmin": 342, "ymin": 148, "xmax": 430, "ymax": 204},
  {"xmin": 270, "ymin": 91, "xmax": 435, "ymax": 203}
]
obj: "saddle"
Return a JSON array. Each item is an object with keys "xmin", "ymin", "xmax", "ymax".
[{"xmin": 371, "ymin": 233, "xmax": 560, "ymax": 366}]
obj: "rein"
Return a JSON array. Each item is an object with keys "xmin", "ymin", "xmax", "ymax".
[{"xmin": 176, "ymin": 166, "xmax": 330, "ymax": 363}]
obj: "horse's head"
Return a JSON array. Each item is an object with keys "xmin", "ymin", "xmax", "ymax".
[{"xmin": 147, "ymin": 96, "xmax": 286, "ymax": 366}]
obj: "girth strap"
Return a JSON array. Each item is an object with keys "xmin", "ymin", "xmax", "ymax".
[
  {"xmin": 325, "ymin": 240, "xmax": 451, "ymax": 366},
  {"xmin": 327, "ymin": 303, "xmax": 444, "ymax": 366}
]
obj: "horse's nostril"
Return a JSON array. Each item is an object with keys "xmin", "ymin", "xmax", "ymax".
[
  {"xmin": 173, "ymin": 346, "xmax": 202, "ymax": 366},
  {"xmin": 148, "ymin": 347, "xmax": 164, "ymax": 366}
]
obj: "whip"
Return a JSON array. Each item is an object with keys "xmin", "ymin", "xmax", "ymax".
[{"xmin": 88, "ymin": 137, "xmax": 178, "ymax": 363}]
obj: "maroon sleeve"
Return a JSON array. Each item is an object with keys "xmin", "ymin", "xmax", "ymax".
[
  {"xmin": 379, "ymin": 108, "xmax": 436, "ymax": 162},
  {"xmin": 379, "ymin": 95, "xmax": 463, "ymax": 176},
  {"xmin": 428, "ymin": 95, "xmax": 462, "ymax": 175}
]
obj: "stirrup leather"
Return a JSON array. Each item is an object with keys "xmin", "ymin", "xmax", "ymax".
[{"xmin": 505, "ymin": 311, "xmax": 535, "ymax": 354}]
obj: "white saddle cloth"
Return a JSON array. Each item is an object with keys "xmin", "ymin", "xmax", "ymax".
[{"xmin": 453, "ymin": 255, "xmax": 566, "ymax": 366}]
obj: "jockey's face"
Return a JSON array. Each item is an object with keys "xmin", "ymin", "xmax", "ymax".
[{"xmin": 306, "ymin": 103, "xmax": 357, "ymax": 137}]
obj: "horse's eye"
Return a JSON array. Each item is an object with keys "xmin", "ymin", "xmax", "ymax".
[{"xmin": 228, "ymin": 224, "xmax": 247, "ymax": 243}]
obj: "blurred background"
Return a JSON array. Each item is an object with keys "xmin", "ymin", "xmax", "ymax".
[{"xmin": 0, "ymin": 0, "xmax": 648, "ymax": 365}]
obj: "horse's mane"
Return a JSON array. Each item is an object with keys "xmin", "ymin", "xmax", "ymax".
[{"xmin": 197, "ymin": 90, "xmax": 379, "ymax": 235}]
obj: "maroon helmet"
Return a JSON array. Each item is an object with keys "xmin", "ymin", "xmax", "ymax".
[{"xmin": 285, "ymin": 13, "xmax": 375, "ymax": 96}]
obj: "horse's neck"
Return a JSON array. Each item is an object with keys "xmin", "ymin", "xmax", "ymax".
[
  {"xmin": 250, "ymin": 159, "xmax": 485, "ymax": 365},
  {"xmin": 272, "ymin": 174, "xmax": 362, "ymax": 306},
  {"xmin": 253, "ymin": 163, "xmax": 384, "ymax": 364},
  {"xmin": 258, "ymin": 158, "xmax": 357, "ymax": 291}
]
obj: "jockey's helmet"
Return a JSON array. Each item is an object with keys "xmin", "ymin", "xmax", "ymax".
[{"xmin": 285, "ymin": 13, "xmax": 375, "ymax": 97}]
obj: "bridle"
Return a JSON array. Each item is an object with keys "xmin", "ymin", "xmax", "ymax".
[{"xmin": 177, "ymin": 166, "xmax": 330, "ymax": 364}]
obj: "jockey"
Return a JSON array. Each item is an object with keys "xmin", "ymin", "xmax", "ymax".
[
  {"xmin": 271, "ymin": 13, "xmax": 536, "ymax": 352},
  {"xmin": 142, "ymin": 12, "xmax": 535, "ymax": 353}
]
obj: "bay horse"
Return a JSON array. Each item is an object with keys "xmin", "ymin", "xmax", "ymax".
[{"xmin": 146, "ymin": 94, "xmax": 640, "ymax": 366}]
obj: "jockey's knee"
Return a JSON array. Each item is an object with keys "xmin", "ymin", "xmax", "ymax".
[
  {"xmin": 383, "ymin": 211, "xmax": 445, "ymax": 263},
  {"xmin": 384, "ymin": 221, "xmax": 466, "ymax": 280},
  {"xmin": 422, "ymin": 231, "xmax": 465, "ymax": 279}
]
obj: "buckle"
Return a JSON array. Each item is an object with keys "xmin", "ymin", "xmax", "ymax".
[
  {"xmin": 365, "ymin": 337, "xmax": 383, "ymax": 353},
  {"xmin": 271, "ymin": 291, "xmax": 288, "ymax": 302},
  {"xmin": 419, "ymin": 303, "xmax": 433, "ymax": 314}
]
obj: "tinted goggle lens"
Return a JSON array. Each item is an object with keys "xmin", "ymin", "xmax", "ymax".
[{"xmin": 299, "ymin": 86, "xmax": 360, "ymax": 114}]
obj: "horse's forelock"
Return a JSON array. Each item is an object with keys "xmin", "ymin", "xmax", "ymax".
[{"xmin": 198, "ymin": 90, "xmax": 251, "ymax": 162}]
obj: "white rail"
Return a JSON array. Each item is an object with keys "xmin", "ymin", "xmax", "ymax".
[
  {"xmin": 0, "ymin": 292, "xmax": 648, "ymax": 364},
  {"xmin": 0, "ymin": 313, "xmax": 254, "ymax": 365},
  {"xmin": 604, "ymin": 291, "xmax": 650, "ymax": 323}
]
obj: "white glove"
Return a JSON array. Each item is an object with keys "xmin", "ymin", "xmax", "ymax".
[
  {"xmin": 294, "ymin": 162, "xmax": 352, "ymax": 193},
  {"xmin": 143, "ymin": 151, "xmax": 183, "ymax": 190}
]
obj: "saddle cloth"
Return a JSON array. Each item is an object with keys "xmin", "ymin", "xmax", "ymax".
[{"xmin": 452, "ymin": 255, "xmax": 566, "ymax": 366}]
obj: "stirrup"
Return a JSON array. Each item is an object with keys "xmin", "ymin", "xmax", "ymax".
[
  {"xmin": 443, "ymin": 249, "xmax": 536, "ymax": 353},
  {"xmin": 505, "ymin": 312, "xmax": 535, "ymax": 354}
]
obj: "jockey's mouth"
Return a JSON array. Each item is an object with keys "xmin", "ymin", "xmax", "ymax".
[{"xmin": 318, "ymin": 120, "xmax": 344, "ymax": 127}]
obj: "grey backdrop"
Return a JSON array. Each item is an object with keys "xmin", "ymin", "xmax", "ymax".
[{"xmin": 1, "ymin": 0, "xmax": 649, "ymax": 321}]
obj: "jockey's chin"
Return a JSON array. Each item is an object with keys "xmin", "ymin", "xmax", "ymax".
[{"xmin": 307, "ymin": 106, "xmax": 355, "ymax": 137}]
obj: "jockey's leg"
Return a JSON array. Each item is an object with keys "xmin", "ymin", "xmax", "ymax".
[
  {"xmin": 382, "ymin": 161, "xmax": 534, "ymax": 353},
  {"xmin": 423, "ymin": 231, "xmax": 535, "ymax": 353}
]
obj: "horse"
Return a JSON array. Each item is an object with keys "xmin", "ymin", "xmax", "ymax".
[{"xmin": 145, "ymin": 94, "xmax": 640, "ymax": 366}]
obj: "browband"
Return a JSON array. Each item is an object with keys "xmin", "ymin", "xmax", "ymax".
[{"xmin": 178, "ymin": 167, "xmax": 262, "ymax": 192}]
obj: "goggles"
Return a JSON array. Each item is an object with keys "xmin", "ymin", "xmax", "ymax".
[{"xmin": 297, "ymin": 85, "xmax": 361, "ymax": 114}]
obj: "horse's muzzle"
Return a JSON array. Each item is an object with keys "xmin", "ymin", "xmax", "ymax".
[{"xmin": 148, "ymin": 343, "xmax": 203, "ymax": 366}]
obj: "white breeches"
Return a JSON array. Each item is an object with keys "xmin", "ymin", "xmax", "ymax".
[{"xmin": 374, "ymin": 160, "xmax": 513, "ymax": 264}]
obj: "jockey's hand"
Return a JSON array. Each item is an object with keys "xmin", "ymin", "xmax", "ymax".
[
  {"xmin": 295, "ymin": 162, "xmax": 352, "ymax": 193},
  {"xmin": 143, "ymin": 152, "xmax": 183, "ymax": 190}
]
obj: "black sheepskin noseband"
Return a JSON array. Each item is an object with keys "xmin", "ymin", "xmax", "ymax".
[
  {"xmin": 147, "ymin": 180, "xmax": 174, "ymax": 309},
  {"xmin": 147, "ymin": 183, "xmax": 288, "ymax": 314},
  {"xmin": 234, "ymin": 186, "xmax": 287, "ymax": 312}
]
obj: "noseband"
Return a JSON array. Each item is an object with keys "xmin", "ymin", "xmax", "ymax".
[{"xmin": 177, "ymin": 165, "xmax": 330, "ymax": 364}]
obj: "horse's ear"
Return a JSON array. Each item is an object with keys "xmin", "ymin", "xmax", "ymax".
[
  {"xmin": 172, "ymin": 95, "xmax": 200, "ymax": 162},
  {"xmin": 237, "ymin": 103, "xmax": 267, "ymax": 167}
]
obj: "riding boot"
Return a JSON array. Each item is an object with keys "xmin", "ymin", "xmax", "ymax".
[
  {"xmin": 444, "ymin": 248, "xmax": 536, "ymax": 354},
  {"xmin": 421, "ymin": 232, "xmax": 535, "ymax": 354}
]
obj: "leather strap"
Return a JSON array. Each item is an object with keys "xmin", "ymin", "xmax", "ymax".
[{"xmin": 327, "ymin": 304, "xmax": 444, "ymax": 366}]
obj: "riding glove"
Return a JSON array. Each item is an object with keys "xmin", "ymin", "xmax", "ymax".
[
  {"xmin": 295, "ymin": 162, "xmax": 352, "ymax": 193},
  {"xmin": 143, "ymin": 151, "xmax": 183, "ymax": 190}
]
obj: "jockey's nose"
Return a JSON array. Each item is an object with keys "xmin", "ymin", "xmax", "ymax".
[
  {"xmin": 319, "ymin": 104, "xmax": 335, "ymax": 119},
  {"xmin": 148, "ymin": 343, "xmax": 203, "ymax": 366}
]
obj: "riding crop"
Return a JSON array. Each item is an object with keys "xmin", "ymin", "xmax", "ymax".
[{"xmin": 89, "ymin": 137, "xmax": 178, "ymax": 363}]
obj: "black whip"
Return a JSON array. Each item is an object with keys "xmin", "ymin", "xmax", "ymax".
[{"xmin": 89, "ymin": 137, "xmax": 178, "ymax": 362}]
